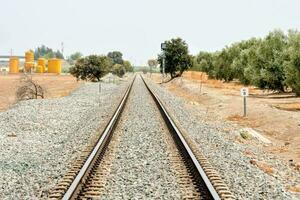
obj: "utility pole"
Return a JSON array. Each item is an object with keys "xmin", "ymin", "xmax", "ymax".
[{"xmin": 61, "ymin": 42, "xmax": 64, "ymax": 58}]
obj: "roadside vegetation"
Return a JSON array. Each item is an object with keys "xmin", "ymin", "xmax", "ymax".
[
  {"xmin": 69, "ymin": 51, "xmax": 133, "ymax": 81},
  {"xmin": 191, "ymin": 29, "xmax": 300, "ymax": 96}
]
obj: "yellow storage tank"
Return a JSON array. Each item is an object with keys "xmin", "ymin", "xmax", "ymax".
[
  {"xmin": 38, "ymin": 58, "xmax": 46, "ymax": 66},
  {"xmin": 36, "ymin": 65, "xmax": 43, "ymax": 73},
  {"xmin": 36, "ymin": 58, "xmax": 46, "ymax": 73},
  {"xmin": 24, "ymin": 50, "xmax": 35, "ymax": 72},
  {"xmin": 9, "ymin": 57, "xmax": 19, "ymax": 73},
  {"xmin": 25, "ymin": 50, "xmax": 34, "ymax": 61},
  {"xmin": 48, "ymin": 58, "xmax": 61, "ymax": 74}
]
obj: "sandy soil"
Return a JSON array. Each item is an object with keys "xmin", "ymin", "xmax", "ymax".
[
  {"xmin": 150, "ymin": 72, "xmax": 300, "ymax": 166},
  {"xmin": 0, "ymin": 74, "xmax": 81, "ymax": 111}
]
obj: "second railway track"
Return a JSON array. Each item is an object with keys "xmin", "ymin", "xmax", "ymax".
[{"xmin": 49, "ymin": 75, "xmax": 234, "ymax": 200}]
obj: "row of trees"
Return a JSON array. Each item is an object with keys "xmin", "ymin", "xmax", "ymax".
[
  {"xmin": 192, "ymin": 29, "xmax": 300, "ymax": 95},
  {"xmin": 67, "ymin": 52, "xmax": 83, "ymax": 65},
  {"xmin": 70, "ymin": 51, "xmax": 133, "ymax": 81},
  {"xmin": 34, "ymin": 45, "xmax": 64, "ymax": 59}
]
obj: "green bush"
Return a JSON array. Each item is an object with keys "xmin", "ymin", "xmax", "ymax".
[
  {"xmin": 70, "ymin": 55, "xmax": 112, "ymax": 81},
  {"xmin": 284, "ymin": 30, "xmax": 300, "ymax": 96},
  {"xmin": 112, "ymin": 64, "xmax": 126, "ymax": 77},
  {"xmin": 158, "ymin": 38, "xmax": 193, "ymax": 79}
]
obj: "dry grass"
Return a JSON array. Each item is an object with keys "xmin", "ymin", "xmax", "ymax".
[
  {"xmin": 227, "ymin": 114, "xmax": 244, "ymax": 121},
  {"xmin": 250, "ymin": 159, "xmax": 274, "ymax": 174},
  {"xmin": 227, "ymin": 114, "xmax": 260, "ymax": 128},
  {"xmin": 0, "ymin": 74, "xmax": 81, "ymax": 111},
  {"xmin": 183, "ymin": 71, "xmax": 281, "ymax": 95},
  {"xmin": 287, "ymin": 186, "xmax": 300, "ymax": 193},
  {"xmin": 243, "ymin": 150, "xmax": 255, "ymax": 158},
  {"xmin": 273, "ymin": 103, "xmax": 300, "ymax": 111}
]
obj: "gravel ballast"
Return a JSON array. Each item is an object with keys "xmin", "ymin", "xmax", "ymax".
[
  {"xmin": 0, "ymin": 77, "xmax": 131, "ymax": 199},
  {"xmin": 100, "ymin": 76, "xmax": 182, "ymax": 199},
  {"xmin": 144, "ymin": 76, "xmax": 300, "ymax": 200}
]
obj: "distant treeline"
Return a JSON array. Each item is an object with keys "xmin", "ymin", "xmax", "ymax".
[
  {"xmin": 34, "ymin": 45, "xmax": 64, "ymax": 60},
  {"xmin": 192, "ymin": 29, "xmax": 300, "ymax": 95}
]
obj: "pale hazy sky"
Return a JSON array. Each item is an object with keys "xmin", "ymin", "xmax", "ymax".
[{"xmin": 1, "ymin": 0, "xmax": 300, "ymax": 65}]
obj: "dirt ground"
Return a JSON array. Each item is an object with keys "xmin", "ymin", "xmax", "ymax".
[
  {"xmin": 0, "ymin": 74, "xmax": 81, "ymax": 111},
  {"xmin": 150, "ymin": 72, "xmax": 300, "ymax": 166}
]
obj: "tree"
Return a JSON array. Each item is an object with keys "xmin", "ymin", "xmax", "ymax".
[
  {"xmin": 231, "ymin": 38, "xmax": 260, "ymax": 85},
  {"xmin": 284, "ymin": 30, "xmax": 300, "ymax": 96},
  {"xmin": 112, "ymin": 64, "xmax": 126, "ymax": 77},
  {"xmin": 158, "ymin": 38, "xmax": 193, "ymax": 79},
  {"xmin": 34, "ymin": 45, "xmax": 64, "ymax": 59},
  {"xmin": 195, "ymin": 51, "xmax": 216, "ymax": 78},
  {"xmin": 123, "ymin": 60, "xmax": 133, "ymax": 72},
  {"xmin": 148, "ymin": 59, "xmax": 158, "ymax": 75},
  {"xmin": 148, "ymin": 59, "xmax": 158, "ymax": 68},
  {"xmin": 249, "ymin": 30, "xmax": 287, "ymax": 91},
  {"xmin": 68, "ymin": 52, "xmax": 83, "ymax": 65},
  {"xmin": 211, "ymin": 43, "xmax": 244, "ymax": 82},
  {"xmin": 55, "ymin": 50, "xmax": 64, "ymax": 59},
  {"xmin": 69, "ymin": 55, "xmax": 112, "ymax": 81},
  {"xmin": 107, "ymin": 51, "xmax": 124, "ymax": 65}
]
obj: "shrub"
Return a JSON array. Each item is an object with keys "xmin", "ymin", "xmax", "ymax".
[
  {"xmin": 123, "ymin": 60, "xmax": 133, "ymax": 72},
  {"xmin": 112, "ymin": 64, "xmax": 126, "ymax": 77}
]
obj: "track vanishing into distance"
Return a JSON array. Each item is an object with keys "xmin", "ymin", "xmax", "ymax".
[{"xmin": 49, "ymin": 75, "xmax": 235, "ymax": 200}]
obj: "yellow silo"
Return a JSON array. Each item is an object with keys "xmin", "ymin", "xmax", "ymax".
[
  {"xmin": 9, "ymin": 57, "xmax": 19, "ymax": 73},
  {"xmin": 36, "ymin": 58, "xmax": 46, "ymax": 73},
  {"xmin": 48, "ymin": 58, "xmax": 61, "ymax": 74},
  {"xmin": 24, "ymin": 50, "xmax": 35, "ymax": 72}
]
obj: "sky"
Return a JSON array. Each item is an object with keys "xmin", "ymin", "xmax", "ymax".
[{"xmin": 1, "ymin": 0, "xmax": 300, "ymax": 65}]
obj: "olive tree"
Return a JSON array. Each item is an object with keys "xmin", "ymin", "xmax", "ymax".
[
  {"xmin": 107, "ymin": 51, "xmax": 124, "ymax": 65},
  {"xmin": 68, "ymin": 52, "xmax": 83, "ymax": 65},
  {"xmin": 158, "ymin": 38, "xmax": 193, "ymax": 79},
  {"xmin": 195, "ymin": 51, "xmax": 215, "ymax": 78},
  {"xmin": 250, "ymin": 30, "xmax": 287, "ymax": 91},
  {"xmin": 213, "ymin": 46, "xmax": 240, "ymax": 82},
  {"xmin": 112, "ymin": 64, "xmax": 126, "ymax": 77},
  {"xmin": 70, "ymin": 55, "xmax": 112, "ymax": 81},
  {"xmin": 123, "ymin": 60, "xmax": 134, "ymax": 72},
  {"xmin": 231, "ymin": 38, "xmax": 260, "ymax": 85},
  {"xmin": 284, "ymin": 30, "xmax": 300, "ymax": 96}
]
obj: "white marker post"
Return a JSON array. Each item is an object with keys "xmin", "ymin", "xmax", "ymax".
[{"xmin": 240, "ymin": 87, "xmax": 249, "ymax": 117}]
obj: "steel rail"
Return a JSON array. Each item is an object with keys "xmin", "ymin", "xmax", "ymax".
[
  {"xmin": 140, "ymin": 75, "xmax": 221, "ymax": 200},
  {"xmin": 62, "ymin": 75, "xmax": 136, "ymax": 200}
]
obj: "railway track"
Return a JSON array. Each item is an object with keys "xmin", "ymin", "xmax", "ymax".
[{"xmin": 49, "ymin": 74, "xmax": 234, "ymax": 199}]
